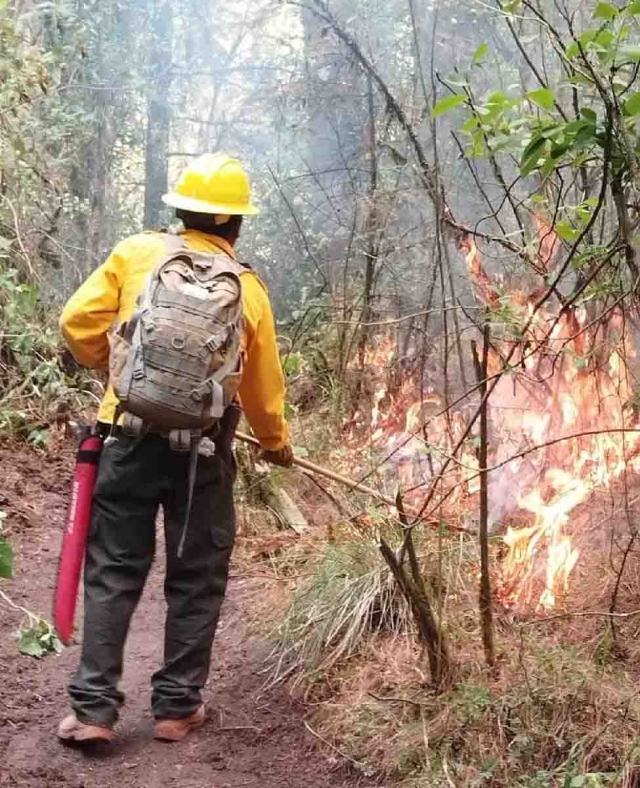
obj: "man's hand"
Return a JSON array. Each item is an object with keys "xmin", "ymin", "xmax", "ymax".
[{"xmin": 260, "ymin": 443, "xmax": 294, "ymax": 468}]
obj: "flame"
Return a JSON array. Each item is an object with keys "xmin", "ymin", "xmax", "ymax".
[
  {"xmin": 343, "ymin": 222, "xmax": 640, "ymax": 612},
  {"xmin": 461, "ymin": 237, "xmax": 500, "ymax": 306},
  {"xmin": 481, "ymin": 228, "xmax": 640, "ymax": 610},
  {"xmin": 343, "ymin": 336, "xmax": 479, "ymax": 507},
  {"xmin": 534, "ymin": 215, "xmax": 560, "ymax": 272},
  {"xmin": 502, "ymin": 471, "xmax": 587, "ymax": 608}
]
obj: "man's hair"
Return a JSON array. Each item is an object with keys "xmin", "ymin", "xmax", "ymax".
[{"xmin": 176, "ymin": 209, "xmax": 243, "ymax": 243}]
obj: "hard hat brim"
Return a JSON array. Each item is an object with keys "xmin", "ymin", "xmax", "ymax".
[{"xmin": 162, "ymin": 192, "xmax": 260, "ymax": 216}]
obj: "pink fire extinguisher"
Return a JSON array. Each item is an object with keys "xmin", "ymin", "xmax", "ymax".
[{"xmin": 54, "ymin": 427, "xmax": 103, "ymax": 645}]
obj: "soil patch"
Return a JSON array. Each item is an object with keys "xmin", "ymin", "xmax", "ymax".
[{"xmin": 0, "ymin": 444, "xmax": 372, "ymax": 788}]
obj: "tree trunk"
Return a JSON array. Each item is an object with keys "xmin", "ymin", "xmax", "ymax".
[
  {"xmin": 472, "ymin": 328, "xmax": 495, "ymax": 669},
  {"xmin": 380, "ymin": 537, "xmax": 452, "ymax": 689},
  {"xmin": 144, "ymin": 0, "xmax": 173, "ymax": 229},
  {"xmin": 357, "ymin": 76, "xmax": 379, "ymax": 370}
]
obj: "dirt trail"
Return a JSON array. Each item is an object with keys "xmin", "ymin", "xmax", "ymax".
[{"xmin": 0, "ymin": 445, "xmax": 370, "ymax": 788}]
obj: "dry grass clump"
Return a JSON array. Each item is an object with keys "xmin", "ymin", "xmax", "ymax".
[{"xmin": 266, "ymin": 526, "xmax": 412, "ymax": 686}]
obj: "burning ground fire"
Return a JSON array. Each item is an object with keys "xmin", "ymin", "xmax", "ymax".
[{"xmin": 345, "ymin": 219, "xmax": 640, "ymax": 612}]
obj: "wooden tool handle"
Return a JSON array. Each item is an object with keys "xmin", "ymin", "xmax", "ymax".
[{"xmin": 235, "ymin": 430, "xmax": 405, "ymax": 511}]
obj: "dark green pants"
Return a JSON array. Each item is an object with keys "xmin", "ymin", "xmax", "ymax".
[{"xmin": 68, "ymin": 415, "xmax": 237, "ymax": 727}]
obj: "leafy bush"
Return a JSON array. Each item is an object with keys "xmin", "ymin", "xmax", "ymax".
[{"xmin": 0, "ymin": 261, "xmax": 98, "ymax": 442}]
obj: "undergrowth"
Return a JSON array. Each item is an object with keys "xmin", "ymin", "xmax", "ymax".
[
  {"xmin": 255, "ymin": 507, "xmax": 640, "ymax": 787},
  {"xmin": 0, "ymin": 262, "xmax": 98, "ymax": 444}
]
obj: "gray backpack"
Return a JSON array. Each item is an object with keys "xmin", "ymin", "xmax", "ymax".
[{"xmin": 107, "ymin": 232, "xmax": 246, "ymax": 553}]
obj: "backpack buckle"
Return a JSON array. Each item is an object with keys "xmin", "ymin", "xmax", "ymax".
[
  {"xmin": 209, "ymin": 381, "xmax": 224, "ymax": 420},
  {"xmin": 122, "ymin": 413, "xmax": 146, "ymax": 437},
  {"xmin": 141, "ymin": 310, "xmax": 156, "ymax": 331},
  {"xmin": 198, "ymin": 437, "xmax": 216, "ymax": 458},
  {"xmin": 169, "ymin": 429, "xmax": 192, "ymax": 453}
]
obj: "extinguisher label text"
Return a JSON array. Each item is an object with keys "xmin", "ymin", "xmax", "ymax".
[{"xmin": 67, "ymin": 480, "xmax": 80, "ymax": 536}]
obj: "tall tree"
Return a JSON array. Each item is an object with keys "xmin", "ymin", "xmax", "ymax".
[{"xmin": 144, "ymin": 0, "xmax": 173, "ymax": 228}]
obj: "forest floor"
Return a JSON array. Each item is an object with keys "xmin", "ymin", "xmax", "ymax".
[{"xmin": 0, "ymin": 442, "xmax": 374, "ymax": 788}]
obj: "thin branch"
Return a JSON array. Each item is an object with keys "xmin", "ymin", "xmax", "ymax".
[
  {"xmin": 519, "ymin": 608, "xmax": 640, "ymax": 628},
  {"xmin": 303, "ymin": 721, "xmax": 374, "ymax": 774},
  {"xmin": 266, "ymin": 164, "xmax": 328, "ymax": 287}
]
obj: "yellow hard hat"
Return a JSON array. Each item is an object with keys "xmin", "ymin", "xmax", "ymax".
[{"xmin": 162, "ymin": 153, "xmax": 260, "ymax": 216}]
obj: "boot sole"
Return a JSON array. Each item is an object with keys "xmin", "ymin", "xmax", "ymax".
[{"xmin": 58, "ymin": 730, "xmax": 116, "ymax": 747}]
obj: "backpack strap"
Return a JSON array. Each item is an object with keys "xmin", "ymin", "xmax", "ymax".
[
  {"xmin": 203, "ymin": 330, "xmax": 242, "ymax": 420},
  {"xmin": 177, "ymin": 430, "xmax": 202, "ymax": 559},
  {"xmin": 160, "ymin": 232, "xmax": 187, "ymax": 254},
  {"xmin": 161, "ymin": 230, "xmax": 251, "ymax": 276},
  {"xmin": 117, "ymin": 318, "xmax": 145, "ymax": 404}
]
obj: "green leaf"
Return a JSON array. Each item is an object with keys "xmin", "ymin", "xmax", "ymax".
[
  {"xmin": 472, "ymin": 42, "xmax": 489, "ymax": 64},
  {"xmin": 631, "ymin": 0, "xmax": 640, "ymax": 14},
  {"xmin": 596, "ymin": 28, "xmax": 615, "ymax": 48},
  {"xmin": 17, "ymin": 628, "xmax": 44, "ymax": 658},
  {"xmin": 0, "ymin": 535, "xmax": 12, "ymax": 578},
  {"xmin": 577, "ymin": 203, "xmax": 593, "ymax": 222},
  {"xmin": 471, "ymin": 129, "xmax": 485, "ymax": 157},
  {"xmin": 593, "ymin": 2, "xmax": 618, "ymax": 20},
  {"xmin": 567, "ymin": 41, "xmax": 580, "ymax": 59},
  {"xmin": 460, "ymin": 115, "xmax": 479, "ymax": 133},
  {"xmin": 581, "ymin": 107, "xmax": 597, "ymax": 122},
  {"xmin": 431, "ymin": 93, "xmax": 467, "ymax": 117},
  {"xmin": 520, "ymin": 135, "xmax": 547, "ymax": 175},
  {"xmin": 555, "ymin": 221, "xmax": 579, "ymax": 241},
  {"xmin": 579, "ymin": 30, "xmax": 599, "ymax": 46},
  {"xmin": 16, "ymin": 619, "xmax": 61, "ymax": 658},
  {"xmin": 487, "ymin": 90, "xmax": 509, "ymax": 105},
  {"xmin": 527, "ymin": 88, "xmax": 554, "ymax": 110},
  {"xmin": 540, "ymin": 123, "xmax": 562, "ymax": 138},
  {"xmin": 624, "ymin": 92, "xmax": 640, "ymax": 115},
  {"xmin": 574, "ymin": 124, "xmax": 597, "ymax": 149}
]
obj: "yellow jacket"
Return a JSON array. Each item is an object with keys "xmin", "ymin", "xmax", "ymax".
[{"xmin": 60, "ymin": 229, "xmax": 289, "ymax": 451}]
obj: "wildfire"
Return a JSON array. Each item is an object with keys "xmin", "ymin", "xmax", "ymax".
[
  {"xmin": 465, "ymin": 220, "xmax": 640, "ymax": 610},
  {"xmin": 343, "ymin": 218, "xmax": 640, "ymax": 612},
  {"xmin": 344, "ymin": 337, "xmax": 479, "ymax": 507}
]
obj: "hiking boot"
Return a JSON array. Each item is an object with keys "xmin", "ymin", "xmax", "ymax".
[
  {"xmin": 153, "ymin": 705, "xmax": 206, "ymax": 742},
  {"xmin": 57, "ymin": 713, "xmax": 116, "ymax": 745}
]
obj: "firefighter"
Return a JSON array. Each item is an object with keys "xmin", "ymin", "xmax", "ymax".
[{"xmin": 57, "ymin": 153, "xmax": 293, "ymax": 745}]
